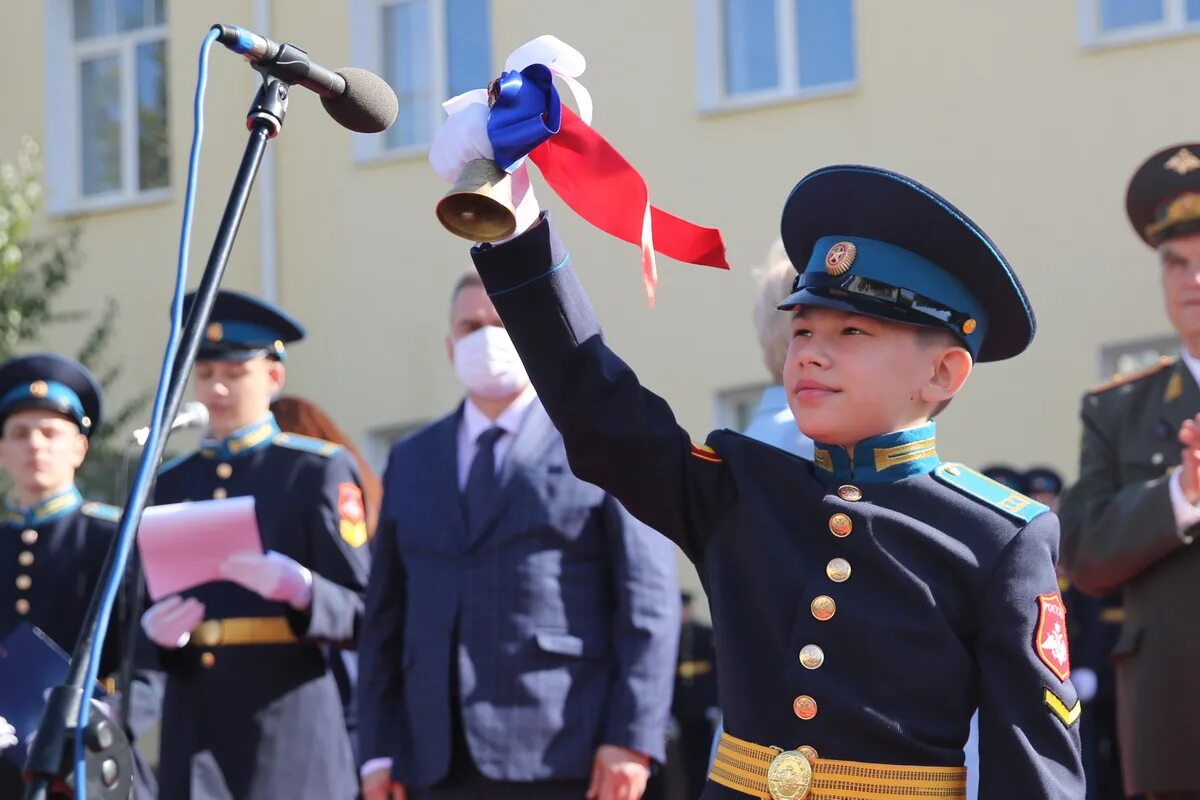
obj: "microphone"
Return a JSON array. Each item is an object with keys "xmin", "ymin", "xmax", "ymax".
[
  {"xmin": 131, "ymin": 401, "xmax": 210, "ymax": 447},
  {"xmin": 212, "ymin": 24, "xmax": 399, "ymax": 134}
]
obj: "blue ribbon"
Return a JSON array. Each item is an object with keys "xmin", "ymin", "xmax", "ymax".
[{"xmin": 487, "ymin": 64, "xmax": 562, "ymax": 172}]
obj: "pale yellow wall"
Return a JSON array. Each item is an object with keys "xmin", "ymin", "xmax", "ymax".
[{"xmin": 3, "ymin": 0, "xmax": 1196, "ymax": 612}]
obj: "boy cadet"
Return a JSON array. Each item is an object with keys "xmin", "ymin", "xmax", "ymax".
[
  {"xmin": 450, "ymin": 163, "xmax": 1085, "ymax": 798},
  {"xmin": 0, "ymin": 355, "xmax": 127, "ymax": 793},
  {"xmin": 139, "ymin": 290, "xmax": 370, "ymax": 800}
]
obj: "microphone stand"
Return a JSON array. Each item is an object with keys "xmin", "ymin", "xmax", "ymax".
[{"xmin": 22, "ymin": 73, "xmax": 291, "ymax": 800}]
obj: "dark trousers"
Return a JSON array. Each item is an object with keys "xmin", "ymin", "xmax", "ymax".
[
  {"xmin": 411, "ymin": 682, "xmax": 588, "ymax": 800},
  {"xmin": 1145, "ymin": 794, "xmax": 1200, "ymax": 800}
]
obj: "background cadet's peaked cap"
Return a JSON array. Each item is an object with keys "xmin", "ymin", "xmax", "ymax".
[
  {"xmin": 1024, "ymin": 466, "xmax": 1063, "ymax": 496},
  {"xmin": 183, "ymin": 289, "xmax": 306, "ymax": 362},
  {"xmin": 979, "ymin": 464, "xmax": 1026, "ymax": 493},
  {"xmin": 0, "ymin": 354, "xmax": 102, "ymax": 437},
  {"xmin": 1125, "ymin": 143, "xmax": 1200, "ymax": 247},
  {"xmin": 777, "ymin": 165, "xmax": 1035, "ymax": 363}
]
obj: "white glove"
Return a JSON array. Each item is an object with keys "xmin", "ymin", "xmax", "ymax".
[
  {"xmin": 218, "ymin": 551, "xmax": 313, "ymax": 611},
  {"xmin": 0, "ymin": 715, "xmax": 16, "ymax": 751},
  {"xmin": 430, "ymin": 91, "xmax": 540, "ymax": 239},
  {"xmin": 429, "ymin": 100, "xmax": 494, "ymax": 184},
  {"xmin": 1073, "ymin": 667, "xmax": 1098, "ymax": 703},
  {"xmin": 141, "ymin": 595, "xmax": 206, "ymax": 649}
]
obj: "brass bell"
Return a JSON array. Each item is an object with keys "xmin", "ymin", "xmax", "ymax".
[{"xmin": 436, "ymin": 158, "xmax": 517, "ymax": 242}]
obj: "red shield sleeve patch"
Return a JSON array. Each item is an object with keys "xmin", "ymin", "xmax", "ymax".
[
  {"xmin": 1035, "ymin": 592, "xmax": 1071, "ymax": 681},
  {"xmin": 338, "ymin": 483, "xmax": 365, "ymax": 523},
  {"xmin": 337, "ymin": 482, "xmax": 368, "ymax": 548}
]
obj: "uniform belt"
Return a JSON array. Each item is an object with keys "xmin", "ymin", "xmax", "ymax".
[
  {"xmin": 709, "ymin": 731, "xmax": 966, "ymax": 800},
  {"xmin": 190, "ymin": 617, "xmax": 298, "ymax": 647}
]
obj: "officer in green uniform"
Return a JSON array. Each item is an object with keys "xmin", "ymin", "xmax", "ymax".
[{"xmin": 1059, "ymin": 143, "xmax": 1200, "ymax": 800}]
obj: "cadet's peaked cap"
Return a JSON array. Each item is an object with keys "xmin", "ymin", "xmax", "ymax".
[
  {"xmin": 1125, "ymin": 143, "xmax": 1200, "ymax": 246},
  {"xmin": 980, "ymin": 464, "xmax": 1026, "ymax": 493},
  {"xmin": 1024, "ymin": 466, "xmax": 1063, "ymax": 496},
  {"xmin": 0, "ymin": 354, "xmax": 102, "ymax": 437},
  {"xmin": 184, "ymin": 290, "xmax": 305, "ymax": 362},
  {"xmin": 778, "ymin": 165, "xmax": 1035, "ymax": 363}
]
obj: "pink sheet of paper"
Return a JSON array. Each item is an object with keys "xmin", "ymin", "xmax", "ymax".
[{"xmin": 137, "ymin": 496, "xmax": 263, "ymax": 601}]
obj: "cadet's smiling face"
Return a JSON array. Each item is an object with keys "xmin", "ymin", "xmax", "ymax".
[
  {"xmin": 1160, "ymin": 233, "xmax": 1200, "ymax": 351},
  {"xmin": 194, "ymin": 357, "xmax": 285, "ymax": 439},
  {"xmin": 0, "ymin": 409, "xmax": 87, "ymax": 503},
  {"xmin": 783, "ymin": 307, "xmax": 972, "ymax": 449}
]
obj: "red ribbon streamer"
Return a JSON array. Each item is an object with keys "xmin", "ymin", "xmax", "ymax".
[{"xmin": 528, "ymin": 106, "xmax": 729, "ymax": 303}]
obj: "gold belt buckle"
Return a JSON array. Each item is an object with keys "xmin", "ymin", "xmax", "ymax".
[
  {"xmin": 192, "ymin": 620, "xmax": 222, "ymax": 647},
  {"xmin": 766, "ymin": 749, "xmax": 812, "ymax": 800}
]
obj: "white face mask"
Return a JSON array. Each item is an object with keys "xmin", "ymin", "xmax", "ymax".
[{"xmin": 452, "ymin": 326, "xmax": 530, "ymax": 398}]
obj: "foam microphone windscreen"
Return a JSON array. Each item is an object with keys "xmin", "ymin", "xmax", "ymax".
[{"xmin": 320, "ymin": 67, "xmax": 399, "ymax": 134}]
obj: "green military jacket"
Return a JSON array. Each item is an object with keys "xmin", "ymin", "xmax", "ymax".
[{"xmin": 1059, "ymin": 354, "xmax": 1200, "ymax": 794}]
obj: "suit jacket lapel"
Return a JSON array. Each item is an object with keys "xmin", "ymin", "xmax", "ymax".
[
  {"xmin": 1159, "ymin": 359, "xmax": 1200, "ymax": 445},
  {"xmin": 468, "ymin": 399, "xmax": 557, "ymax": 546},
  {"xmin": 431, "ymin": 404, "xmax": 470, "ymax": 548}
]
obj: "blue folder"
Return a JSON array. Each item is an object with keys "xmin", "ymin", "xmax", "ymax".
[{"xmin": 0, "ymin": 624, "xmax": 71, "ymax": 769}]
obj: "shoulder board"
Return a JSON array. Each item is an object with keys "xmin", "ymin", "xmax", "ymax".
[
  {"xmin": 1089, "ymin": 356, "xmax": 1174, "ymax": 395},
  {"xmin": 689, "ymin": 441, "xmax": 723, "ymax": 464},
  {"xmin": 158, "ymin": 451, "xmax": 194, "ymax": 474},
  {"xmin": 273, "ymin": 432, "xmax": 344, "ymax": 458},
  {"xmin": 80, "ymin": 502, "xmax": 121, "ymax": 522},
  {"xmin": 932, "ymin": 462, "xmax": 1050, "ymax": 524}
]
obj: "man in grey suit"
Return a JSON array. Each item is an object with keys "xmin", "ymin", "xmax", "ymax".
[
  {"xmin": 359, "ymin": 273, "xmax": 680, "ymax": 800},
  {"xmin": 1059, "ymin": 143, "xmax": 1200, "ymax": 799}
]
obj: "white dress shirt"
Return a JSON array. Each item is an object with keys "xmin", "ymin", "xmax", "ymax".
[{"xmin": 456, "ymin": 384, "xmax": 538, "ymax": 489}]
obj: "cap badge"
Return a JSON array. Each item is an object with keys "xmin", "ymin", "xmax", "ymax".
[
  {"xmin": 824, "ymin": 241, "xmax": 857, "ymax": 276},
  {"xmin": 28, "ymin": 381, "xmax": 48, "ymax": 398},
  {"xmin": 1164, "ymin": 148, "xmax": 1200, "ymax": 176},
  {"xmin": 206, "ymin": 323, "xmax": 223, "ymax": 342},
  {"xmin": 962, "ymin": 319, "xmax": 977, "ymax": 335}
]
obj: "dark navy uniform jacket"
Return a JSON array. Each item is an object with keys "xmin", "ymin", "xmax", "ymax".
[
  {"xmin": 469, "ymin": 216, "xmax": 1084, "ymax": 799},
  {"xmin": 150, "ymin": 415, "xmax": 370, "ymax": 800},
  {"xmin": 0, "ymin": 487, "xmax": 123, "ymax": 794}
]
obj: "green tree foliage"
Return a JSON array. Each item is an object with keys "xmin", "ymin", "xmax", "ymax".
[{"xmin": 0, "ymin": 136, "xmax": 149, "ymax": 503}]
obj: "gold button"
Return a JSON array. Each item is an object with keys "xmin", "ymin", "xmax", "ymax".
[
  {"xmin": 811, "ymin": 595, "xmax": 836, "ymax": 621},
  {"xmin": 799, "ymin": 644, "xmax": 825, "ymax": 670},
  {"xmin": 21, "ymin": 529, "xmax": 38, "ymax": 545},
  {"xmin": 826, "ymin": 558, "xmax": 851, "ymax": 583},
  {"xmin": 798, "ymin": 745, "xmax": 819, "ymax": 762},
  {"xmin": 15, "ymin": 575, "xmax": 31, "ymax": 591},
  {"xmin": 793, "ymin": 695, "xmax": 818, "ymax": 720},
  {"xmin": 828, "ymin": 513, "xmax": 853, "ymax": 537},
  {"xmin": 212, "ymin": 488, "xmax": 228, "ymax": 500},
  {"xmin": 18, "ymin": 551, "xmax": 34, "ymax": 567},
  {"xmin": 837, "ymin": 485, "xmax": 861, "ymax": 502},
  {"xmin": 200, "ymin": 652, "xmax": 216, "ymax": 669},
  {"xmin": 14, "ymin": 599, "xmax": 29, "ymax": 615},
  {"xmin": 216, "ymin": 463, "xmax": 233, "ymax": 479}
]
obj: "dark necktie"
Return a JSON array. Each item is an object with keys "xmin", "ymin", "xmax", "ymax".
[{"xmin": 464, "ymin": 426, "xmax": 505, "ymax": 534}]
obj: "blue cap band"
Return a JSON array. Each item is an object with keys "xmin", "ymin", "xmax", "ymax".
[{"xmin": 0, "ymin": 380, "xmax": 87, "ymax": 429}]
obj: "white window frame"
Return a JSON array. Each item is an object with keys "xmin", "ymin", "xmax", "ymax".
[
  {"xmin": 351, "ymin": 0, "xmax": 485, "ymax": 163},
  {"xmin": 43, "ymin": 0, "xmax": 171, "ymax": 216},
  {"xmin": 713, "ymin": 382, "xmax": 772, "ymax": 431},
  {"xmin": 1078, "ymin": 0, "xmax": 1200, "ymax": 49},
  {"xmin": 1098, "ymin": 335, "xmax": 1179, "ymax": 379},
  {"xmin": 694, "ymin": 0, "xmax": 856, "ymax": 115}
]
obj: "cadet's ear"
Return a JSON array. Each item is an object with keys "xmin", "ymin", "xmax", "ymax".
[
  {"xmin": 267, "ymin": 359, "xmax": 287, "ymax": 394},
  {"xmin": 921, "ymin": 346, "xmax": 972, "ymax": 405},
  {"xmin": 70, "ymin": 432, "xmax": 89, "ymax": 470}
]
